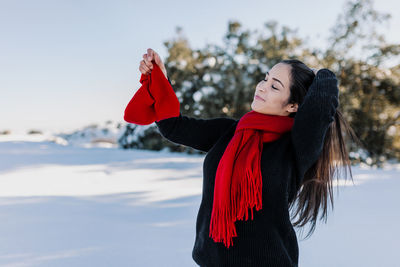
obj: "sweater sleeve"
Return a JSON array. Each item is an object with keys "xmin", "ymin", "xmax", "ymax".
[
  {"xmin": 155, "ymin": 76, "xmax": 237, "ymax": 153},
  {"xmin": 291, "ymin": 68, "xmax": 339, "ymax": 183}
]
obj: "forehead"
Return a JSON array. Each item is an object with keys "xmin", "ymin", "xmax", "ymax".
[{"xmin": 267, "ymin": 63, "xmax": 291, "ymax": 88}]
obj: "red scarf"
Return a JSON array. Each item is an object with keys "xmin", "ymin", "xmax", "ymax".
[{"xmin": 209, "ymin": 110, "xmax": 294, "ymax": 248}]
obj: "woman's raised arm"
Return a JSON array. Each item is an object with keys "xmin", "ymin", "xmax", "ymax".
[
  {"xmin": 291, "ymin": 68, "xmax": 339, "ymax": 179},
  {"xmin": 155, "ymin": 76, "xmax": 237, "ymax": 153},
  {"xmin": 133, "ymin": 48, "xmax": 237, "ymax": 152}
]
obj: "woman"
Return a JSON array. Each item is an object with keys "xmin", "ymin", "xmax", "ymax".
[{"xmin": 131, "ymin": 48, "xmax": 356, "ymax": 267}]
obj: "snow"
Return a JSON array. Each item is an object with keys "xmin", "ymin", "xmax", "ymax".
[{"xmin": 0, "ymin": 134, "xmax": 399, "ymax": 266}]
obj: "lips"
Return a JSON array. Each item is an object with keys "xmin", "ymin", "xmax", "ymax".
[{"xmin": 255, "ymin": 94, "xmax": 265, "ymax": 102}]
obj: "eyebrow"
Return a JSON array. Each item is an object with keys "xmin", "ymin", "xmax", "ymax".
[{"xmin": 266, "ymin": 71, "xmax": 285, "ymax": 88}]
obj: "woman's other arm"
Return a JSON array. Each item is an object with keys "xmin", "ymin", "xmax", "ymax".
[{"xmin": 291, "ymin": 68, "xmax": 339, "ymax": 179}]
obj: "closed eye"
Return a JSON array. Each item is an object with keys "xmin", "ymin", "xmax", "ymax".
[{"xmin": 261, "ymin": 79, "xmax": 278, "ymax": 90}]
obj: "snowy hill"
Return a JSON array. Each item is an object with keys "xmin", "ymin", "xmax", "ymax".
[
  {"xmin": 0, "ymin": 120, "xmax": 132, "ymax": 149},
  {"xmin": 54, "ymin": 120, "xmax": 126, "ymax": 148}
]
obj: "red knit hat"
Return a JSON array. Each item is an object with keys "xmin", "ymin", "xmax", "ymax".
[{"xmin": 124, "ymin": 60, "xmax": 180, "ymax": 125}]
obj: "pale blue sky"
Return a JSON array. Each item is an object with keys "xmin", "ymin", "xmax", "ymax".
[{"xmin": 1, "ymin": 0, "xmax": 399, "ymax": 133}]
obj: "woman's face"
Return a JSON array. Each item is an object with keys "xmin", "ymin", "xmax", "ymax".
[{"xmin": 251, "ymin": 63, "xmax": 298, "ymax": 116}]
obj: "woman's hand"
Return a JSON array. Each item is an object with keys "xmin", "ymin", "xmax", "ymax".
[{"xmin": 139, "ymin": 48, "xmax": 168, "ymax": 80}]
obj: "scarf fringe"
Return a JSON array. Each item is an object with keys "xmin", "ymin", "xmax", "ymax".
[
  {"xmin": 209, "ymin": 148, "xmax": 263, "ymax": 248},
  {"xmin": 209, "ymin": 205, "xmax": 237, "ymax": 248}
]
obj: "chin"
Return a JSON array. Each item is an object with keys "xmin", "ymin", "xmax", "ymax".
[{"xmin": 251, "ymin": 103, "xmax": 261, "ymax": 113}]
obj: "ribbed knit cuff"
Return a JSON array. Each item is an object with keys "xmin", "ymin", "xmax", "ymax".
[
  {"xmin": 315, "ymin": 68, "xmax": 336, "ymax": 80},
  {"xmin": 313, "ymin": 68, "xmax": 339, "ymax": 97}
]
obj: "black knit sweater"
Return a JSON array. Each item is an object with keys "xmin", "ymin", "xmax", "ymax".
[{"xmin": 155, "ymin": 69, "xmax": 339, "ymax": 267}]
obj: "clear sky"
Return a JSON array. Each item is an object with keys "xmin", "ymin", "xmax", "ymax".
[{"xmin": 1, "ymin": 0, "xmax": 399, "ymax": 134}]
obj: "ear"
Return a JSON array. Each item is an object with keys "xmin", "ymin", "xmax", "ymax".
[{"xmin": 287, "ymin": 103, "xmax": 298, "ymax": 113}]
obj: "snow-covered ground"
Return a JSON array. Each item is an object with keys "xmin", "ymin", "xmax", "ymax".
[{"xmin": 0, "ymin": 134, "xmax": 399, "ymax": 267}]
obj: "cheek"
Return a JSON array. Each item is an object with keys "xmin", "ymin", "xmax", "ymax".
[
  {"xmin": 269, "ymin": 93, "xmax": 285, "ymax": 105},
  {"xmin": 253, "ymin": 98, "xmax": 270, "ymax": 111},
  {"xmin": 252, "ymin": 91, "xmax": 283, "ymax": 110},
  {"xmin": 261, "ymin": 95, "xmax": 282, "ymax": 110}
]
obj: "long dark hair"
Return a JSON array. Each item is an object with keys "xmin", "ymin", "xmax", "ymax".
[{"xmin": 280, "ymin": 59, "xmax": 361, "ymax": 239}]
